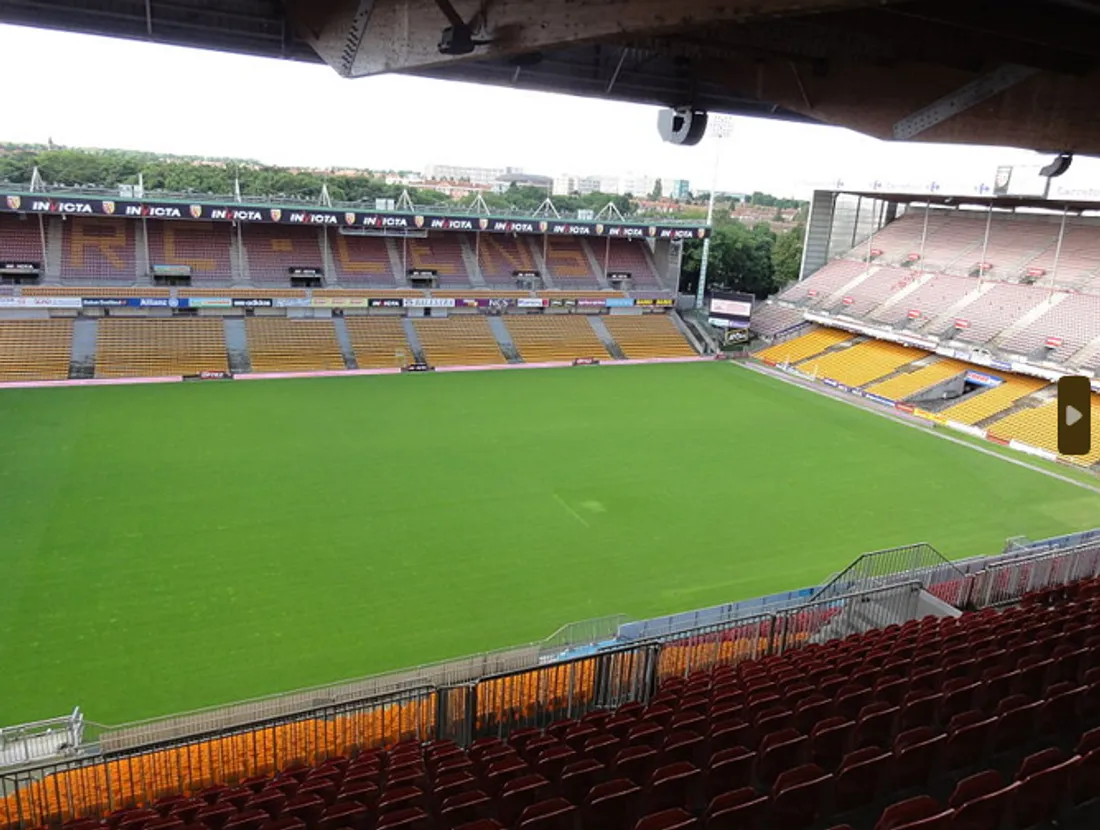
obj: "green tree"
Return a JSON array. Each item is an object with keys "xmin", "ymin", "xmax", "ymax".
[
  {"xmin": 772, "ymin": 225, "xmax": 804, "ymax": 288},
  {"xmin": 679, "ymin": 220, "xmax": 779, "ymax": 298},
  {"xmin": 650, "ymin": 178, "xmax": 663, "ymax": 200}
]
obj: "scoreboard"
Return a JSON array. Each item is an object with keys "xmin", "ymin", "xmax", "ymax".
[{"xmin": 707, "ymin": 291, "xmax": 754, "ymax": 329}]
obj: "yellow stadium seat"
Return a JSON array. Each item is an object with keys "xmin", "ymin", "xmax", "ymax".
[
  {"xmin": 987, "ymin": 396, "xmax": 1100, "ymax": 465},
  {"xmin": 344, "ymin": 317, "xmax": 412, "ymax": 369},
  {"xmin": 865, "ymin": 357, "xmax": 969, "ymax": 401},
  {"xmin": 799, "ymin": 340, "xmax": 929, "ymax": 388},
  {"xmin": 245, "ymin": 319, "xmax": 345, "ymax": 373},
  {"xmin": 0, "ymin": 320, "xmax": 73, "ymax": 381},
  {"xmin": 95, "ymin": 319, "xmax": 226, "ymax": 378},
  {"xmin": 754, "ymin": 327, "xmax": 853, "ymax": 365},
  {"xmin": 505, "ymin": 316, "xmax": 610, "ymax": 363},
  {"xmin": 939, "ymin": 374, "xmax": 1049, "ymax": 425},
  {"xmin": 413, "ymin": 316, "xmax": 504, "ymax": 366},
  {"xmin": 602, "ymin": 315, "xmax": 697, "ymax": 359}
]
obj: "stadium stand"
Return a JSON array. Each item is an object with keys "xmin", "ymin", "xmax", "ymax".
[
  {"xmin": 988, "ymin": 396, "xmax": 1100, "ymax": 466},
  {"xmin": 406, "ymin": 235, "xmax": 470, "ymax": 288},
  {"xmin": 601, "ymin": 315, "xmax": 697, "ymax": 359},
  {"xmin": 911, "ymin": 211, "xmax": 986, "ymax": 272},
  {"xmin": 245, "ymin": 319, "xmax": 345, "ymax": 372},
  {"xmin": 605, "ymin": 240, "xmax": 661, "ymax": 289},
  {"xmin": 329, "ymin": 235, "xmax": 398, "ymax": 287},
  {"xmin": 799, "ymin": 339, "xmax": 928, "ymax": 387},
  {"xmin": 9, "ymin": 575, "xmax": 1100, "ymax": 830},
  {"xmin": 855, "ymin": 209, "xmax": 950, "ymax": 265},
  {"xmin": 1018, "ymin": 219, "xmax": 1100, "ymax": 290},
  {"xmin": 94, "ymin": 319, "xmax": 227, "ymax": 378},
  {"xmin": 0, "ymin": 213, "xmax": 44, "ymax": 267},
  {"xmin": 344, "ymin": 317, "xmax": 412, "ymax": 369},
  {"xmin": 778, "ymin": 259, "xmax": 867, "ymax": 306},
  {"xmin": 242, "ymin": 227, "xmax": 324, "ymax": 285},
  {"xmin": 748, "ymin": 303, "xmax": 806, "ymax": 338},
  {"xmin": 544, "ymin": 239, "xmax": 598, "ymax": 284},
  {"xmin": 938, "ymin": 373, "xmax": 1049, "ymax": 425},
  {"xmin": 60, "ymin": 218, "xmax": 138, "ymax": 282},
  {"xmin": 870, "ymin": 273, "xmax": 977, "ymax": 328},
  {"xmin": 1000, "ymin": 293, "xmax": 1100, "ymax": 363},
  {"xmin": 505, "ymin": 316, "xmax": 611, "ymax": 362},
  {"xmin": 864, "ymin": 357, "xmax": 969, "ymax": 401},
  {"xmin": 975, "ymin": 213, "xmax": 1062, "ymax": 280},
  {"xmin": 413, "ymin": 316, "xmax": 505, "ymax": 366},
  {"xmin": 146, "ymin": 221, "xmax": 234, "ymax": 283},
  {"xmin": 476, "ymin": 235, "xmax": 539, "ymax": 285},
  {"xmin": 0, "ymin": 319, "xmax": 72, "ymax": 381},
  {"xmin": 830, "ymin": 266, "xmax": 922, "ymax": 317},
  {"xmin": 937, "ymin": 281, "xmax": 1048, "ymax": 344},
  {"xmin": 754, "ymin": 327, "xmax": 854, "ymax": 365}
]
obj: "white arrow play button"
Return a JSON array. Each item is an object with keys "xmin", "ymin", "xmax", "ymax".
[{"xmin": 1067, "ymin": 405, "xmax": 1083, "ymax": 427}]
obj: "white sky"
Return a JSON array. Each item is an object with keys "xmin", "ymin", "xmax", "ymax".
[{"xmin": 0, "ymin": 23, "xmax": 1088, "ymax": 199}]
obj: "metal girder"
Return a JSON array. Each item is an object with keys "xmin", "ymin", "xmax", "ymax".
[
  {"xmin": 287, "ymin": 0, "xmax": 896, "ymax": 78},
  {"xmin": 892, "ymin": 64, "xmax": 1040, "ymax": 140}
]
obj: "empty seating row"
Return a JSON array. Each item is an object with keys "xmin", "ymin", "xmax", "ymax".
[
  {"xmin": 0, "ymin": 319, "xmax": 73, "ymax": 381},
  {"xmin": 601, "ymin": 316, "xmax": 696, "ymax": 360},
  {"xmin": 778, "ymin": 260, "xmax": 867, "ymax": 306},
  {"xmin": 864, "ymin": 357, "xmax": 968, "ymax": 402},
  {"xmin": 798, "ymin": 340, "xmax": 927, "ymax": 388},
  {"xmin": 504, "ymin": 317, "xmax": 610, "ymax": 363},
  {"xmin": 346, "ymin": 318, "xmax": 412, "ymax": 369},
  {"xmin": 754, "ymin": 327, "xmax": 853, "ymax": 366},
  {"xmin": 95, "ymin": 319, "xmax": 227, "ymax": 378},
  {"xmin": 245, "ymin": 319, "xmax": 345, "ymax": 373},
  {"xmin": 937, "ymin": 374, "xmax": 1049, "ymax": 425},
  {"xmin": 413, "ymin": 317, "xmax": 504, "ymax": 366},
  {"xmin": 987, "ymin": 395, "xmax": 1100, "ymax": 466}
]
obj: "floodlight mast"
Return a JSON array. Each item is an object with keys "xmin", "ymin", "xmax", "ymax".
[{"xmin": 696, "ymin": 117, "xmax": 733, "ymax": 314}]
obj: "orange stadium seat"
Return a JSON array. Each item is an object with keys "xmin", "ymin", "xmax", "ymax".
[{"xmin": 60, "ymin": 218, "xmax": 138, "ymax": 282}]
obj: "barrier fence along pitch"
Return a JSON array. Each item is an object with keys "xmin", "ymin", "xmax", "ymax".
[{"xmin": 9, "ymin": 539, "xmax": 1100, "ymax": 829}]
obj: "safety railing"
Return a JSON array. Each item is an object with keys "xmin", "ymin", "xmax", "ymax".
[
  {"xmin": 966, "ymin": 539, "xmax": 1100, "ymax": 608},
  {"xmin": 812, "ymin": 541, "xmax": 969, "ymax": 606}
]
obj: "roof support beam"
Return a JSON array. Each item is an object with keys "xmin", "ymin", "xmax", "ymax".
[{"xmin": 892, "ymin": 63, "xmax": 1039, "ymax": 140}]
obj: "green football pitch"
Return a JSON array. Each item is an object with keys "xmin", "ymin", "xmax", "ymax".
[{"xmin": 2, "ymin": 362, "xmax": 1098, "ymax": 727}]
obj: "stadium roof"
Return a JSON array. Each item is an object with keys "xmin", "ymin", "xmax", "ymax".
[{"xmin": 5, "ymin": 1, "xmax": 1100, "ymax": 153}]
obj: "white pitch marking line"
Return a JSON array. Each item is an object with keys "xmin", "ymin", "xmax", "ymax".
[{"xmin": 553, "ymin": 492, "xmax": 590, "ymax": 527}]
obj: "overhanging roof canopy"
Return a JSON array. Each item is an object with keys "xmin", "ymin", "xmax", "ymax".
[{"xmin": 6, "ymin": 0, "xmax": 1100, "ymax": 153}]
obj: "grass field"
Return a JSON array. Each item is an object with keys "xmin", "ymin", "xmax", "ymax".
[{"xmin": 2, "ymin": 362, "xmax": 1099, "ymax": 727}]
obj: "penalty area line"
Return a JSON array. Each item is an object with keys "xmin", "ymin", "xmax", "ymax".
[{"xmin": 553, "ymin": 493, "xmax": 590, "ymax": 527}]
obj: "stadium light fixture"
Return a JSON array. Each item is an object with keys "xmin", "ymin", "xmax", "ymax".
[{"xmin": 696, "ymin": 115, "xmax": 734, "ymax": 314}]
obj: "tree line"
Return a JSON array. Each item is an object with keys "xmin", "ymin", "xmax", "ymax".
[{"xmin": 0, "ymin": 146, "xmax": 456, "ymax": 206}]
